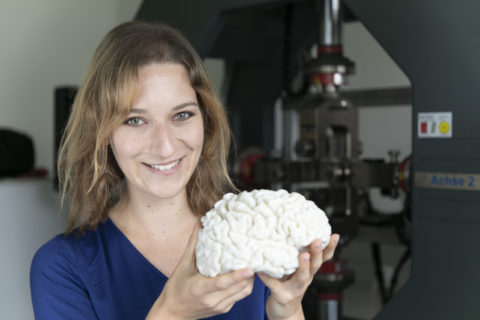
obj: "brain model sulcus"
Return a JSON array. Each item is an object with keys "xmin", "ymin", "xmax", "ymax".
[{"xmin": 196, "ymin": 189, "xmax": 331, "ymax": 278}]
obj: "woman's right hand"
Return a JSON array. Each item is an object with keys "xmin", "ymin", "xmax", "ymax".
[{"xmin": 146, "ymin": 223, "xmax": 255, "ymax": 320}]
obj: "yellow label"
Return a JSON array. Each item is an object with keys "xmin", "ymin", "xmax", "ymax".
[{"xmin": 439, "ymin": 121, "xmax": 450, "ymax": 134}]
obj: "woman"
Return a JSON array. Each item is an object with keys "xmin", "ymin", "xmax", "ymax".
[{"xmin": 30, "ymin": 21, "xmax": 339, "ymax": 320}]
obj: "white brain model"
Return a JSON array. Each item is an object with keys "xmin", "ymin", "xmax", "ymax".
[{"xmin": 196, "ymin": 189, "xmax": 331, "ymax": 278}]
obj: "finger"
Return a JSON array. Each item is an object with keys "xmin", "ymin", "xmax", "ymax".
[
  {"xmin": 215, "ymin": 268, "xmax": 254, "ymax": 290},
  {"xmin": 197, "ymin": 268, "xmax": 254, "ymax": 294},
  {"xmin": 194, "ymin": 272, "xmax": 254, "ymax": 311},
  {"xmin": 292, "ymin": 252, "xmax": 312, "ymax": 284},
  {"xmin": 257, "ymin": 272, "xmax": 278, "ymax": 290},
  {"xmin": 259, "ymin": 253, "xmax": 311, "ymax": 291},
  {"xmin": 259, "ymin": 270, "xmax": 303, "ymax": 306},
  {"xmin": 209, "ymin": 276, "xmax": 254, "ymax": 308},
  {"xmin": 214, "ymin": 277, "xmax": 254, "ymax": 311},
  {"xmin": 309, "ymin": 240, "xmax": 325, "ymax": 276},
  {"xmin": 322, "ymin": 234, "xmax": 340, "ymax": 262},
  {"xmin": 176, "ymin": 221, "xmax": 200, "ymax": 272}
]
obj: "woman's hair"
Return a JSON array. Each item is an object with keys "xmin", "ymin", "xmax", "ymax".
[{"xmin": 58, "ymin": 21, "xmax": 234, "ymax": 233}]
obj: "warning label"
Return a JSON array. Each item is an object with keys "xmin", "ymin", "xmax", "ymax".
[{"xmin": 418, "ymin": 112, "xmax": 452, "ymax": 138}]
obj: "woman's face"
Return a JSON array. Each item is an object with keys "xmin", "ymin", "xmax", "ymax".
[{"xmin": 110, "ymin": 63, "xmax": 204, "ymax": 201}]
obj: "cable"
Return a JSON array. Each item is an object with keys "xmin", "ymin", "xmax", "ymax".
[
  {"xmin": 387, "ymin": 248, "xmax": 411, "ymax": 301},
  {"xmin": 371, "ymin": 242, "xmax": 388, "ymax": 304}
]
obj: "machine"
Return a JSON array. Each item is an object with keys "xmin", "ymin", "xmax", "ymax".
[{"xmin": 135, "ymin": 0, "xmax": 480, "ymax": 319}]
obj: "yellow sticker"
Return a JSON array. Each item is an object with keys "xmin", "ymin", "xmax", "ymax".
[{"xmin": 439, "ymin": 121, "xmax": 450, "ymax": 134}]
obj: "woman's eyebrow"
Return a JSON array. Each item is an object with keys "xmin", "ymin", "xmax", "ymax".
[
  {"xmin": 129, "ymin": 102, "xmax": 198, "ymax": 115},
  {"xmin": 129, "ymin": 108, "xmax": 147, "ymax": 114},
  {"xmin": 173, "ymin": 101, "xmax": 199, "ymax": 111}
]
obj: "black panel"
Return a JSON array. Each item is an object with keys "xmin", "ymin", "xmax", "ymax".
[
  {"xmin": 54, "ymin": 86, "xmax": 77, "ymax": 189},
  {"xmin": 342, "ymin": 0, "xmax": 480, "ymax": 318}
]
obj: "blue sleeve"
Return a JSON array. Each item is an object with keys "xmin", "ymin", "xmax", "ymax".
[{"xmin": 30, "ymin": 236, "xmax": 98, "ymax": 320}]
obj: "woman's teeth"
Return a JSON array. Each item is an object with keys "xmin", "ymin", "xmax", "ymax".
[{"xmin": 149, "ymin": 159, "xmax": 180, "ymax": 171}]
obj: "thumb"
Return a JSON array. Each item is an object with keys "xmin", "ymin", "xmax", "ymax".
[
  {"xmin": 257, "ymin": 272, "xmax": 279, "ymax": 290},
  {"xmin": 177, "ymin": 220, "xmax": 201, "ymax": 272}
]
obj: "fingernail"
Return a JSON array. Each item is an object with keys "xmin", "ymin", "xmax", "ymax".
[
  {"xmin": 243, "ymin": 270, "xmax": 254, "ymax": 278},
  {"xmin": 303, "ymin": 253, "xmax": 311, "ymax": 262},
  {"xmin": 315, "ymin": 240, "xmax": 323, "ymax": 250},
  {"xmin": 333, "ymin": 235, "xmax": 340, "ymax": 245}
]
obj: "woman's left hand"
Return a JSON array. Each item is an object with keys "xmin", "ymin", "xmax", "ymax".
[{"xmin": 258, "ymin": 234, "xmax": 340, "ymax": 320}]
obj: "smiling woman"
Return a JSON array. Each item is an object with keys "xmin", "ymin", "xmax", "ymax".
[
  {"xmin": 29, "ymin": 21, "xmax": 267, "ymax": 320},
  {"xmin": 29, "ymin": 21, "xmax": 338, "ymax": 320}
]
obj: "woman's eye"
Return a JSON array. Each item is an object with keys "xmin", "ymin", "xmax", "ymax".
[
  {"xmin": 125, "ymin": 117, "xmax": 144, "ymax": 127},
  {"xmin": 174, "ymin": 111, "xmax": 194, "ymax": 121}
]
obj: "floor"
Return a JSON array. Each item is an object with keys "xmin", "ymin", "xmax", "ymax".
[
  {"xmin": 301, "ymin": 231, "xmax": 411, "ymax": 320},
  {"xmin": 339, "ymin": 239, "xmax": 411, "ymax": 320}
]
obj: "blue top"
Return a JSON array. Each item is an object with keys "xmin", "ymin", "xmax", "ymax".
[{"xmin": 30, "ymin": 218, "xmax": 269, "ymax": 320}]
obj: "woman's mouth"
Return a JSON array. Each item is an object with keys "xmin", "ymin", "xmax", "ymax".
[{"xmin": 145, "ymin": 159, "xmax": 181, "ymax": 171}]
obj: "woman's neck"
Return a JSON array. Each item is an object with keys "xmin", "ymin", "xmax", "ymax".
[{"xmin": 109, "ymin": 187, "xmax": 198, "ymax": 238}]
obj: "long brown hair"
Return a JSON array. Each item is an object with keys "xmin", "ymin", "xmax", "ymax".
[{"xmin": 58, "ymin": 21, "xmax": 234, "ymax": 233}]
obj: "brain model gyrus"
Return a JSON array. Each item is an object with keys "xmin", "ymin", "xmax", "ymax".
[{"xmin": 196, "ymin": 189, "xmax": 331, "ymax": 278}]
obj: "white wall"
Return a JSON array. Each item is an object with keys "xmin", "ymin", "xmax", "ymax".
[
  {"xmin": 0, "ymin": 1, "xmax": 142, "ymax": 319},
  {"xmin": 0, "ymin": 0, "xmax": 142, "ymax": 178},
  {"xmin": 344, "ymin": 21, "xmax": 412, "ymax": 161},
  {"xmin": 0, "ymin": 179, "xmax": 65, "ymax": 320}
]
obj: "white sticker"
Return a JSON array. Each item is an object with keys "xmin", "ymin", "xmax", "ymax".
[{"xmin": 418, "ymin": 112, "xmax": 452, "ymax": 138}]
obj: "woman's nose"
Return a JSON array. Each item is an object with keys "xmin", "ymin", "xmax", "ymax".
[{"xmin": 149, "ymin": 124, "xmax": 175, "ymax": 158}]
